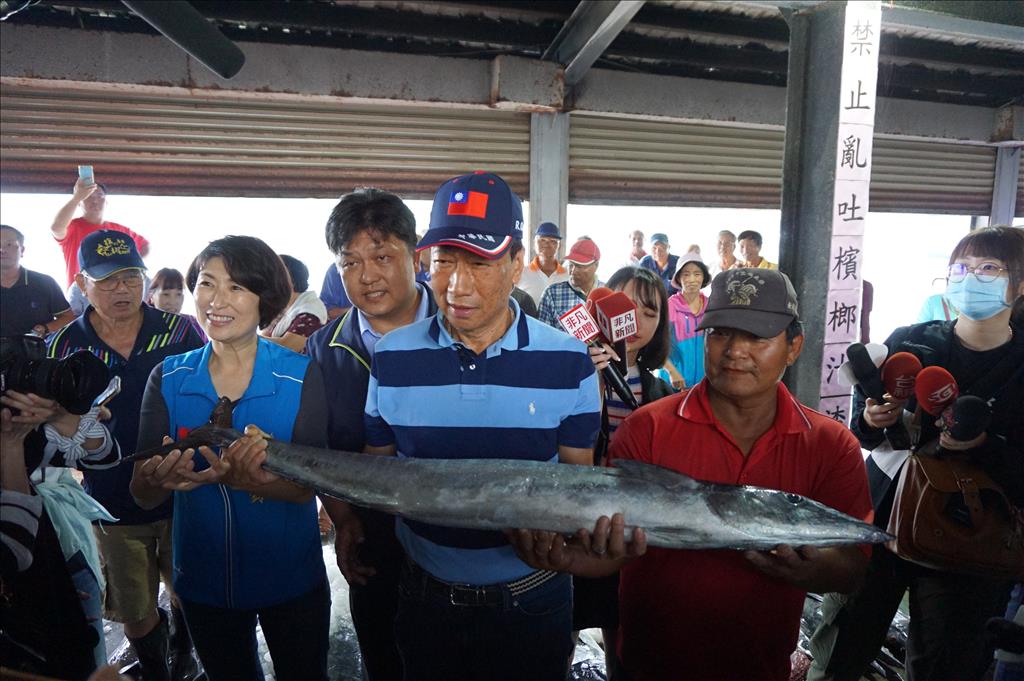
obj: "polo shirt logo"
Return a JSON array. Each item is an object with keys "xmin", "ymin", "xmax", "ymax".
[
  {"xmin": 726, "ymin": 272, "xmax": 766, "ymax": 306},
  {"xmin": 528, "ymin": 401, "xmax": 536, "ymax": 415}
]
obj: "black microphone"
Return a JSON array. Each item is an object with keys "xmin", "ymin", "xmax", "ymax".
[
  {"xmin": 846, "ymin": 343, "xmax": 885, "ymax": 401},
  {"xmin": 846, "ymin": 342, "xmax": 911, "ymax": 449},
  {"xmin": 942, "ymin": 395, "xmax": 991, "ymax": 442}
]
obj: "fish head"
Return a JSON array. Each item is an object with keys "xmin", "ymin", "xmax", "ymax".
[{"xmin": 708, "ymin": 486, "xmax": 892, "ymax": 549}]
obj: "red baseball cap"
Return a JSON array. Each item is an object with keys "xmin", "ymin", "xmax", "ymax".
[{"xmin": 565, "ymin": 239, "xmax": 601, "ymax": 266}]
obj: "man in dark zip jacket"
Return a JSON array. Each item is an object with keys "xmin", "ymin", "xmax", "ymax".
[{"xmin": 306, "ymin": 188, "xmax": 436, "ymax": 681}]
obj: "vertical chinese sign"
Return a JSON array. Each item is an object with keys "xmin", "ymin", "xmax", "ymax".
[{"xmin": 819, "ymin": 1, "xmax": 881, "ymax": 424}]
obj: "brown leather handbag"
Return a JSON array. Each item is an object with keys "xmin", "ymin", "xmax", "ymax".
[{"xmin": 886, "ymin": 448, "xmax": 1024, "ymax": 580}]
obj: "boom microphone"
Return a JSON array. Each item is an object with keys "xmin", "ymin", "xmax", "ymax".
[
  {"xmin": 881, "ymin": 352, "xmax": 923, "ymax": 401},
  {"xmin": 914, "ymin": 366, "xmax": 959, "ymax": 416}
]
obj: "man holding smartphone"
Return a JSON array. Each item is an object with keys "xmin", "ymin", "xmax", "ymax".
[{"xmin": 50, "ymin": 171, "xmax": 151, "ymax": 288}]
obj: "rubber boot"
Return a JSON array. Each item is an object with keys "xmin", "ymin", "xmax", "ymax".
[
  {"xmin": 127, "ymin": 609, "xmax": 171, "ymax": 681},
  {"xmin": 169, "ymin": 605, "xmax": 199, "ymax": 681}
]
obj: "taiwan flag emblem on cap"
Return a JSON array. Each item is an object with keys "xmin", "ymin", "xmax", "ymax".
[{"xmin": 448, "ymin": 190, "xmax": 489, "ymax": 219}]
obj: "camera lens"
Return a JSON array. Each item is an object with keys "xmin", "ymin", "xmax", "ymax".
[{"xmin": 48, "ymin": 351, "xmax": 112, "ymax": 414}]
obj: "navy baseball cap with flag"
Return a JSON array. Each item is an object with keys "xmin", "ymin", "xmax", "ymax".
[{"xmin": 417, "ymin": 171, "xmax": 524, "ymax": 260}]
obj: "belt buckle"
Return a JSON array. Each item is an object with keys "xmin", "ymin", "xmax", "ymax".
[{"xmin": 450, "ymin": 584, "xmax": 487, "ymax": 607}]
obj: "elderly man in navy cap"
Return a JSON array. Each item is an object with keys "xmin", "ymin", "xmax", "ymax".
[
  {"xmin": 46, "ymin": 229, "xmax": 203, "ymax": 680},
  {"xmin": 362, "ymin": 171, "xmax": 601, "ymax": 681},
  {"xmin": 517, "ymin": 221, "xmax": 569, "ymax": 306},
  {"xmin": 639, "ymin": 232, "xmax": 679, "ymax": 292}
]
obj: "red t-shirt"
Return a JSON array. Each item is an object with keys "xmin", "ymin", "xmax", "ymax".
[
  {"xmin": 607, "ymin": 381, "xmax": 873, "ymax": 681},
  {"xmin": 56, "ymin": 218, "xmax": 150, "ymax": 286}
]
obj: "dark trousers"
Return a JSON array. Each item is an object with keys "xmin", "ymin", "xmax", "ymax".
[
  {"xmin": 395, "ymin": 562, "xmax": 574, "ymax": 681},
  {"xmin": 808, "ymin": 548, "xmax": 1012, "ymax": 681},
  {"xmin": 179, "ymin": 580, "xmax": 330, "ymax": 681},
  {"xmin": 350, "ymin": 559, "xmax": 403, "ymax": 681}
]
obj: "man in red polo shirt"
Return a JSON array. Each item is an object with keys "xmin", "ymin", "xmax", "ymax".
[
  {"xmin": 513, "ymin": 267, "xmax": 873, "ymax": 681},
  {"xmin": 50, "ymin": 178, "xmax": 150, "ymax": 287}
]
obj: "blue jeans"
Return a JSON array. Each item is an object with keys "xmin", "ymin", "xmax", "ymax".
[
  {"xmin": 395, "ymin": 562, "xmax": 573, "ymax": 681},
  {"xmin": 995, "ymin": 583, "xmax": 1024, "ymax": 681},
  {"xmin": 179, "ymin": 579, "xmax": 330, "ymax": 681},
  {"xmin": 68, "ymin": 550, "xmax": 106, "ymax": 669}
]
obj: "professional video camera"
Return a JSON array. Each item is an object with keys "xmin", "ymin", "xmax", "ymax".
[{"xmin": 0, "ymin": 335, "xmax": 110, "ymax": 414}]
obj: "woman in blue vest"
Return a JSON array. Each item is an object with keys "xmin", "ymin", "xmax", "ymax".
[{"xmin": 130, "ymin": 235, "xmax": 330, "ymax": 681}]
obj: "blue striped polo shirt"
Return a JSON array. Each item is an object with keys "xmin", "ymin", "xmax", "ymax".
[{"xmin": 364, "ymin": 300, "xmax": 601, "ymax": 585}]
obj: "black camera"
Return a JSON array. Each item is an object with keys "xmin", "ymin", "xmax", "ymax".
[{"xmin": 0, "ymin": 335, "xmax": 110, "ymax": 415}]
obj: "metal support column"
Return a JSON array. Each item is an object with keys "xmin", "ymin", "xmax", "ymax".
[
  {"xmin": 529, "ymin": 112, "xmax": 570, "ymax": 254},
  {"xmin": 990, "ymin": 146, "xmax": 1021, "ymax": 225}
]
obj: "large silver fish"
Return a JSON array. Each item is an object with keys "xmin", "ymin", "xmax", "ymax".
[{"xmin": 150, "ymin": 425, "xmax": 890, "ymax": 550}]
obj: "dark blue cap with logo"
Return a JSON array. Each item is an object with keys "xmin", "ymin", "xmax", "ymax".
[
  {"xmin": 78, "ymin": 229, "xmax": 145, "ymax": 280},
  {"xmin": 536, "ymin": 222, "xmax": 561, "ymax": 239},
  {"xmin": 418, "ymin": 171, "xmax": 524, "ymax": 260}
]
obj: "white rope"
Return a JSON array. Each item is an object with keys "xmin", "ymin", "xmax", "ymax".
[{"xmin": 42, "ymin": 407, "xmax": 112, "ymax": 464}]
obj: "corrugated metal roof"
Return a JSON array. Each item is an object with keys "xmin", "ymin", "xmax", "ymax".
[{"xmin": 6, "ymin": 0, "xmax": 1021, "ymax": 107}]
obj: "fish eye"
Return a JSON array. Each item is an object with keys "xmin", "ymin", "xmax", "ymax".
[{"xmin": 785, "ymin": 493, "xmax": 803, "ymax": 505}]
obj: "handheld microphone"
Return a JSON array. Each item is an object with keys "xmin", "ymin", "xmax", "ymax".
[
  {"xmin": 881, "ymin": 352, "xmax": 923, "ymax": 401},
  {"xmin": 592, "ymin": 289, "xmax": 636, "ymax": 375},
  {"xmin": 914, "ymin": 366, "xmax": 959, "ymax": 416},
  {"xmin": 558, "ymin": 294, "xmax": 639, "ymax": 410},
  {"xmin": 841, "ymin": 342, "xmax": 911, "ymax": 448},
  {"xmin": 942, "ymin": 395, "xmax": 990, "ymax": 442},
  {"xmin": 844, "ymin": 343, "xmax": 885, "ymax": 402},
  {"xmin": 592, "ymin": 291, "xmax": 638, "ymax": 344}
]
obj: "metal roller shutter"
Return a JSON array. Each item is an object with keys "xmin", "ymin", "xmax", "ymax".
[
  {"xmin": 569, "ymin": 114, "xmax": 784, "ymax": 208},
  {"xmin": 0, "ymin": 81, "xmax": 530, "ymax": 199},
  {"xmin": 871, "ymin": 138, "xmax": 995, "ymax": 216},
  {"xmin": 569, "ymin": 113, "xmax": 997, "ymax": 215}
]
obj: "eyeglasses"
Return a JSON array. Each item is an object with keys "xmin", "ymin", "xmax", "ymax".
[
  {"xmin": 87, "ymin": 270, "xmax": 144, "ymax": 291},
  {"xmin": 946, "ymin": 262, "xmax": 1009, "ymax": 283}
]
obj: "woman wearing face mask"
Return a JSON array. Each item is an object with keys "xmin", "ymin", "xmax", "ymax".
[{"xmin": 808, "ymin": 226, "xmax": 1024, "ymax": 681}]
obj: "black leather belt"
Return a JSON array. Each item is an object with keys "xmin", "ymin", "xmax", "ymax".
[{"xmin": 406, "ymin": 560, "xmax": 560, "ymax": 607}]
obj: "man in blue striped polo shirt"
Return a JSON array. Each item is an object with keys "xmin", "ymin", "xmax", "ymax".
[{"xmin": 364, "ymin": 171, "xmax": 601, "ymax": 681}]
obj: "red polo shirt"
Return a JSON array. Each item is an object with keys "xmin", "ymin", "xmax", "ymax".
[
  {"xmin": 608, "ymin": 380, "xmax": 872, "ymax": 681},
  {"xmin": 56, "ymin": 218, "xmax": 149, "ymax": 286}
]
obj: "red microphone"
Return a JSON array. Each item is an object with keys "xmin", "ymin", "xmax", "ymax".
[
  {"xmin": 881, "ymin": 352, "xmax": 923, "ymax": 401},
  {"xmin": 914, "ymin": 366, "xmax": 959, "ymax": 416},
  {"xmin": 585, "ymin": 286, "xmax": 614, "ymax": 316},
  {"xmin": 592, "ymin": 291, "xmax": 638, "ymax": 344},
  {"xmin": 558, "ymin": 287, "xmax": 638, "ymax": 410}
]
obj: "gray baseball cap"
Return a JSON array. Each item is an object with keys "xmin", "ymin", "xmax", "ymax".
[{"xmin": 697, "ymin": 268, "xmax": 799, "ymax": 338}]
